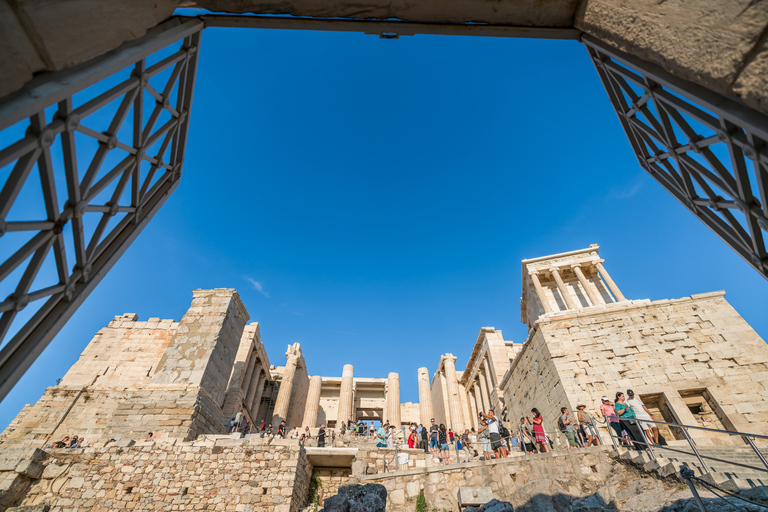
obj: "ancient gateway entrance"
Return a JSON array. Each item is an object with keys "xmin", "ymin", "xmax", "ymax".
[{"xmin": 0, "ymin": 3, "xmax": 766, "ymax": 401}]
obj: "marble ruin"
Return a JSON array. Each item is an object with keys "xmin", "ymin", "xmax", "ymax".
[{"xmin": 1, "ymin": 244, "xmax": 768, "ymax": 510}]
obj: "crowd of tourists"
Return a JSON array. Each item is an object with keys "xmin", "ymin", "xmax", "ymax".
[{"xmin": 222, "ymin": 389, "xmax": 661, "ymax": 461}]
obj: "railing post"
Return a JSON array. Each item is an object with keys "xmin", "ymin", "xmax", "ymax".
[
  {"xmin": 395, "ymin": 444, "xmax": 399, "ymax": 471},
  {"xmin": 591, "ymin": 423, "xmax": 605, "ymax": 447},
  {"xmin": 743, "ymin": 436, "xmax": 768, "ymax": 473},
  {"xmin": 682, "ymin": 427, "xmax": 710, "ymax": 474},
  {"xmin": 637, "ymin": 422, "xmax": 656, "ymax": 460},
  {"xmin": 679, "ymin": 467, "xmax": 707, "ymax": 512},
  {"xmin": 604, "ymin": 420, "xmax": 618, "ymax": 448}
]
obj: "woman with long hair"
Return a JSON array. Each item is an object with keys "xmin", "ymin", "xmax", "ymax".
[
  {"xmin": 438, "ymin": 424, "xmax": 451, "ymax": 465},
  {"xmin": 530, "ymin": 408, "xmax": 550, "ymax": 453},
  {"xmin": 615, "ymin": 392, "xmax": 644, "ymax": 451}
]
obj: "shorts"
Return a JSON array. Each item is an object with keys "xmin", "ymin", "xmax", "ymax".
[
  {"xmin": 564, "ymin": 432, "xmax": 579, "ymax": 447},
  {"xmin": 481, "ymin": 438, "xmax": 491, "ymax": 453},
  {"xmin": 489, "ymin": 432, "xmax": 502, "ymax": 450},
  {"xmin": 440, "ymin": 443, "xmax": 449, "ymax": 451},
  {"xmin": 430, "ymin": 437, "xmax": 439, "ymax": 449}
]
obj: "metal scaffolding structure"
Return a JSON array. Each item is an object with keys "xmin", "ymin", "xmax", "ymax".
[
  {"xmin": 585, "ymin": 35, "xmax": 768, "ymax": 281},
  {"xmin": 0, "ymin": 18, "xmax": 203, "ymax": 400},
  {"xmin": 0, "ymin": 15, "xmax": 767, "ymax": 403}
]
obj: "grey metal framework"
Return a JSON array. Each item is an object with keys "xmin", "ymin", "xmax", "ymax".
[
  {"xmin": 0, "ymin": 17, "xmax": 203, "ymax": 400},
  {"xmin": 584, "ymin": 35, "xmax": 768, "ymax": 280},
  {"xmin": 0, "ymin": 15, "xmax": 767, "ymax": 404}
]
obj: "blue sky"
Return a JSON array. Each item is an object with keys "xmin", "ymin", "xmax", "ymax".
[{"xmin": 1, "ymin": 23, "xmax": 767, "ymax": 430}]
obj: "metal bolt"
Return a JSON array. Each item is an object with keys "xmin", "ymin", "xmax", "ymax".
[
  {"xmin": 66, "ymin": 114, "xmax": 80, "ymax": 132},
  {"xmin": 38, "ymin": 128, "xmax": 54, "ymax": 148},
  {"xmin": 13, "ymin": 294, "xmax": 29, "ymax": 312}
]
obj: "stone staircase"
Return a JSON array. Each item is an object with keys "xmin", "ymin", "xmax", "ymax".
[{"xmin": 613, "ymin": 444, "xmax": 768, "ymax": 491}]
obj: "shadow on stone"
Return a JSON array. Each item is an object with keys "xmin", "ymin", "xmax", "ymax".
[{"xmin": 321, "ymin": 483, "xmax": 387, "ymax": 512}]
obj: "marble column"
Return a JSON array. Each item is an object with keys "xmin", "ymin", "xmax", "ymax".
[
  {"xmin": 417, "ymin": 367, "xmax": 434, "ymax": 425},
  {"xmin": 478, "ymin": 371, "xmax": 492, "ymax": 415},
  {"xmin": 483, "ymin": 362, "xmax": 497, "ymax": 411},
  {"xmin": 239, "ymin": 350, "xmax": 256, "ymax": 398},
  {"xmin": 337, "ymin": 364, "xmax": 354, "ymax": 427},
  {"xmin": 529, "ymin": 271, "xmax": 553, "ymax": 314},
  {"xmin": 467, "ymin": 389, "xmax": 479, "ymax": 429},
  {"xmin": 443, "ymin": 355, "xmax": 465, "ymax": 431},
  {"xmin": 272, "ymin": 354, "xmax": 299, "ymax": 425},
  {"xmin": 474, "ymin": 381, "xmax": 485, "ymax": 413},
  {"xmin": 250, "ymin": 371, "xmax": 266, "ymax": 417},
  {"xmin": 303, "ymin": 375, "xmax": 323, "ymax": 428},
  {"xmin": 571, "ymin": 264, "xmax": 600, "ymax": 306},
  {"xmin": 387, "ymin": 372, "xmax": 401, "ymax": 428},
  {"xmin": 551, "ymin": 267, "xmax": 576, "ymax": 310},
  {"xmin": 595, "ymin": 261, "xmax": 626, "ymax": 302},
  {"xmin": 244, "ymin": 359, "xmax": 261, "ymax": 408}
]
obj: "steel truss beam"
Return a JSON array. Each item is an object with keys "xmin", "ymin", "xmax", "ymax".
[
  {"xmin": 584, "ymin": 35, "xmax": 768, "ymax": 280},
  {"xmin": 0, "ymin": 17, "xmax": 203, "ymax": 401}
]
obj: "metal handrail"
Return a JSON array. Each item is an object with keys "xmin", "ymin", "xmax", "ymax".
[{"xmin": 595, "ymin": 415, "xmax": 768, "ymax": 476}]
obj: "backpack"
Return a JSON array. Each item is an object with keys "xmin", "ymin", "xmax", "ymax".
[
  {"xmin": 557, "ymin": 417, "xmax": 566, "ymax": 433},
  {"xmin": 499, "ymin": 425, "xmax": 509, "ymax": 438}
]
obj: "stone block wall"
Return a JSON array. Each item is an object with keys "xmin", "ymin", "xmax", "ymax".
[
  {"xmin": 9, "ymin": 436, "xmax": 309, "ymax": 512},
  {"xmin": 501, "ymin": 291, "xmax": 768, "ymax": 445}
]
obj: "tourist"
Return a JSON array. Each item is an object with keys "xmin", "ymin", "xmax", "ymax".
[
  {"xmin": 461, "ymin": 429, "xmax": 477, "ymax": 458},
  {"xmin": 376, "ymin": 422, "xmax": 388, "ymax": 448},
  {"xmin": 228, "ymin": 417, "xmax": 236, "ymax": 433},
  {"xmin": 478, "ymin": 418, "xmax": 492, "ymax": 460},
  {"xmin": 470, "ymin": 428, "xmax": 478, "ymax": 446},
  {"xmin": 305, "ymin": 426, "xmax": 312, "ymax": 439},
  {"xmin": 519, "ymin": 417, "xmax": 537, "ymax": 453},
  {"xmin": 259, "ymin": 420, "xmax": 266, "ymax": 433},
  {"xmin": 278, "ymin": 421, "xmax": 286, "ymax": 438},
  {"xmin": 448, "ymin": 428, "xmax": 455, "ymax": 445},
  {"xmin": 299, "ymin": 433, "xmax": 306, "ymax": 445},
  {"xmin": 145, "ymin": 432, "xmax": 154, "ymax": 442},
  {"xmin": 626, "ymin": 390, "xmax": 658, "ymax": 444},
  {"xmin": 599, "ymin": 397, "xmax": 623, "ymax": 443},
  {"xmin": 407, "ymin": 428, "xmax": 416, "ymax": 449},
  {"xmin": 72, "ymin": 437, "xmax": 84, "ymax": 448},
  {"xmin": 530, "ymin": 409, "xmax": 550, "ymax": 453},
  {"xmin": 369, "ymin": 423, "xmax": 375, "ymax": 437},
  {"xmin": 577, "ymin": 405, "xmax": 600, "ymax": 447},
  {"xmin": 438, "ymin": 424, "xmax": 451, "ymax": 465},
  {"xmin": 318, "ymin": 425, "xmax": 326, "ymax": 447},
  {"xmin": 420, "ymin": 424, "xmax": 429, "ymax": 453},
  {"xmin": 266, "ymin": 423, "xmax": 273, "ymax": 437},
  {"xmin": 480, "ymin": 409, "xmax": 505, "ymax": 459},
  {"xmin": 387, "ymin": 425, "xmax": 396, "ymax": 448},
  {"xmin": 51, "ymin": 436, "xmax": 70, "ymax": 449},
  {"xmin": 429, "ymin": 418, "xmax": 440, "ymax": 459},
  {"xmin": 559, "ymin": 407, "xmax": 579, "ymax": 449},
  {"xmin": 615, "ymin": 392, "xmax": 644, "ymax": 451}
]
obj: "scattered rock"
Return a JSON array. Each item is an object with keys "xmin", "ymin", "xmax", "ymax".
[
  {"xmin": 464, "ymin": 498, "xmax": 515, "ymax": 512},
  {"xmin": 321, "ymin": 484, "xmax": 387, "ymax": 512}
]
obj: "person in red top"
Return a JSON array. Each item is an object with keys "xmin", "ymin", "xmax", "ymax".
[
  {"xmin": 448, "ymin": 429, "xmax": 455, "ymax": 443},
  {"xmin": 530, "ymin": 408, "xmax": 551, "ymax": 453}
]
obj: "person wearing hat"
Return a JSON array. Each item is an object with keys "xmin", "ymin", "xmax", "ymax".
[
  {"xmin": 626, "ymin": 390, "xmax": 658, "ymax": 444},
  {"xmin": 576, "ymin": 404, "xmax": 600, "ymax": 447}
]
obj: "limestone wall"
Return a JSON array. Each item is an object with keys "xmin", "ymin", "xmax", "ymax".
[
  {"xmin": 8, "ymin": 436, "xmax": 310, "ymax": 512},
  {"xmin": 501, "ymin": 291, "xmax": 768, "ymax": 445},
  {"xmin": 429, "ymin": 373, "xmax": 448, "ymax": 427},
  {"xmin": 500, "ymin": 328, "xmax": 565, "ymax": 435},
  {"xmin": 287, "ymin": 363, "xmax": 309, "ymax": 428}
]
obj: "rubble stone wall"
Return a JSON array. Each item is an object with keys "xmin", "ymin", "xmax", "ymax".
[
  {"xmin": 358, "ymin": 447, "xmax": 674, "ymax": 512},
  {"xmin": 8, "ymin": 436, "xmax": 310, "ymax": 512}
]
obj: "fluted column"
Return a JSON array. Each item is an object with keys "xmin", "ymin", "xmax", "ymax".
[
  {"xmin": 595, "ymin": 261, "xmax": 626, "ymax": 302},
  {"xmin": 571, "ymin": 264, "xmax": 600, "ymax": 306},
  {"xmin": 244, "ymin": 360, "xmax": 261, "ymax": 408},
  {"xmin": 474, "ymin": 381, "xmax": 485, "ymax": 414},
  {"xmin": 417, "ymin": 367, "xmax": 434, "ymax": 425},
  {"xmin": 483, "ymin": 361, "xmax": 497, "ymax": 411},
  {"xmin": 529, "ymin": 271, "xmax": 553, "ymax": 314},
  {"xmin": 551, "ymin": 267, "xmax": 576, "ymax": 310},
  {"xmin": 387, "ymin": 372, "xmax": 401, "ymax": 428},
  {"xmin": 467, "ymin": 389, "xmax": 479, "ymax": 429},
  {"xmin": 303, "ymin": 375, "xmax": 323, "ymax": 428},
  {"xmin": 272, "ymin": 355, "xmax": 299, "ymax": 425},
  {"xmin": 337, "ymin": 364, "xmax": 354, "ymax": 427},
  {"xmin": 239, "ymin": 350, "xmax": 256, "ymax": 399},
  {"xmin": 443, "ymin": 355, "xmax": 465, "ymax": 431},
  {"xmin": 250, "ymin": 371, "xmax": 266, "ymax": 413},
  {"xmin": 478, "ymin": 371, "xmax": 491, "ymax": 415}
]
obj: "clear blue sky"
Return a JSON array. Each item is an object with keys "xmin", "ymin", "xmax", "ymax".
[{"xmin": 1, "ymin": 22, "xmax": 767, "ymax": 430}]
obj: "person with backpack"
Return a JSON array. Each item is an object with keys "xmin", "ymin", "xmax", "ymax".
[{"xmin": 558, "ymin": 407, "xmax": 579, "ymax": 449}]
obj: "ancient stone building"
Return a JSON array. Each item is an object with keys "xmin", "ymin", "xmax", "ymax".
[{"xmin": 498, "ymin": 245, "xmax": 768, "ymax": 446}]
